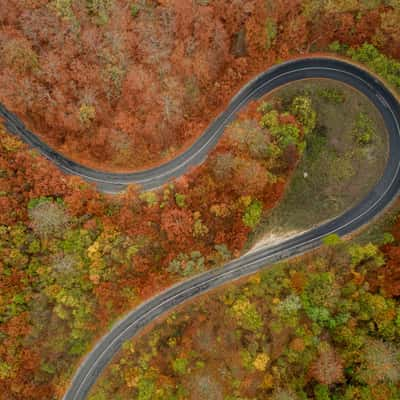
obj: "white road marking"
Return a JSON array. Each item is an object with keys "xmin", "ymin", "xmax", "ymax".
[{"xmin": 61, "ymin": 60, "xmax": 400, "ymax": 399}]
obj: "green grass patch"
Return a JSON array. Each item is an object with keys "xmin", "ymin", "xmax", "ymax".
[{"xmin": 247, "ymin": 79, "xmax": 388, "ymax": 247}]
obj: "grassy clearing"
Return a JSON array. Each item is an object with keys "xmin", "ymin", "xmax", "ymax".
[{"xmin": 247, "ymin": 79, "xmax": 388, "ymax": 249}]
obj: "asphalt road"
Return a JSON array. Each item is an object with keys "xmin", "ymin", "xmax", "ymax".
[
  {"xmin": 1, "ymin": 58, "xmax": 398, "ymax": 399},
  {"xmin": 0, "ymin": 58, "xmax": 396, "ymax": 193}
]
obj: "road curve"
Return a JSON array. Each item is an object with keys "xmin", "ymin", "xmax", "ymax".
[
  {"xmin": 0, "ymin": 58, "xmax": 395, "ymax": 193},
  {"xmin": 57, "ymin": 58, "xmax": 400, "ymax": 399},
  {"xmin": 1, "ymin": 58, "xmax": 398, "ymax": 398}
]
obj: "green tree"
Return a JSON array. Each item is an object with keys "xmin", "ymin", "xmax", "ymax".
[
  {"xmin": 322, "ymin": 233, "xmax": 342, "ymax": 247},
  {"xmin": 265, "ymin": 19, "xmax": 277, "ymax": 50},
  {"xmin": 174, "ymin": 193, "xmax": 186, "ymax": 208},
  {"xmin": 343, "ymin": 43, "xmax": 400, "ymax": 90},
  {"xmin": 137, "ymin": 377, "xmax": 156, "ymax": 400},
  {"xmin": 348, "ymin": 243, "xmax": 384, "ymax": 267},
  {"xmin": 243, "ymin": 200, "xmax": 263, "ymax": 228},
  {"xmin": 172, "ymin": 358, "xmax": 188, "ymax": 375},
  {"xmin": 314, "ymin": 384, "xmax": 331, "ymax": 400},
  {"xmin": 231, "ymin": 297, "xmax": 263, "ymax": 333},
  {"xmin": 353, "ymin": 112, "xmax": 375, "ymax": 145},
  {"xmin": 290, "ymin": 95, "xmax": 317, "ymax": 135}
]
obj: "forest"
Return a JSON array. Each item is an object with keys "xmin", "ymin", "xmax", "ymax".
[
  {"xmin": 0, "ymin": 0, "xmax": 400, "ymax": 399},
  {"xmin": 88, "ymin": 219, "xmax": 400, "ymax": 400},
  {"xmin": 0, "ymin": 0, "xmax": 399, "ymax": 170},
  {"xmin": 0, "ymin": 80, "xmax": 311, "ymax": 398}
]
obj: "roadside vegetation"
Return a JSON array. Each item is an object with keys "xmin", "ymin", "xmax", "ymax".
[
  {"xmin": 89, "ymin": 205, "xmax": 400, "ymax": 400},
  {"xmin": 0, "ymin": 77, "xmax": 389, "ymax": 399},
  {"xmin": 248, "ymin": 79, "xmax": 388, "ymax": 248},
  {"xmin": 0, "ymin": 0, "xmax": 399, "ymax": 171},
  {"xmin": 329, "ymin": 42, "xmax": 400, "ymax": 92},
  {"xmin": 0, "ymin": 91, "xmax": 306, "ymax": 398}
]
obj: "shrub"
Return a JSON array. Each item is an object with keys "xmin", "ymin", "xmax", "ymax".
[
  {"xmin": 317, "ymin": 88, "xmax": 345, "ymax": 104},
  {"xmin": 352, "ymin": 112, "xmax": 375, "ymax": 145},
  {"xmin": 383, "ymin": 232, "xmax": 395, "ymax": 245},
  {"xmin": 130, "ymin": 3, "xmax": 139, "ymax": 17},
  {"xmin": 322, "ymin": 233, "xmax": 342, "ymax": 247},
  {"xmin": 290, "ymin": 95, "xmax": 317, "ymax": 135},
  {"xmin": 243, "ymin": 200, "xmax": 263, "ymax": 228}
]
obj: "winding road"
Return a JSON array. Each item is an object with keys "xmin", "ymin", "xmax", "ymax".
[{"xmin": 2, "ymin": 58, "xmax": 400, "ymax": 399}]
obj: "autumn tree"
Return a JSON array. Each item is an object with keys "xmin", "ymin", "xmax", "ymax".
[
  {"xmin": 28, "ymin": 198, "xmax": 69, "ymax": 239},
  {"xmin": 309, "ymin": 343, "xmax": 344, "ymax": 385},
  {"xmin": 161, "ymin": 207, "xmax": 194, "ymax": 243},
  {"xmin": 357, "ymin": 339, "xmax": 400, "ymax": 385}
]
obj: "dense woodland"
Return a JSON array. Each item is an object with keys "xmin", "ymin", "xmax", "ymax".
[
  {"xmin": 0, "ymin": 1, "xmax": 400, "ymax": 399},
  {"xmin": 0, "ymin": 0, "xmax": 399, "ymax": 170},
  {"xmin": 89, "ymin": 226, "xmax": 400, "ymax": 400},
  {"xmin": 0, "ymin": 89, "xmax": 311, "ymax": 398}
]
